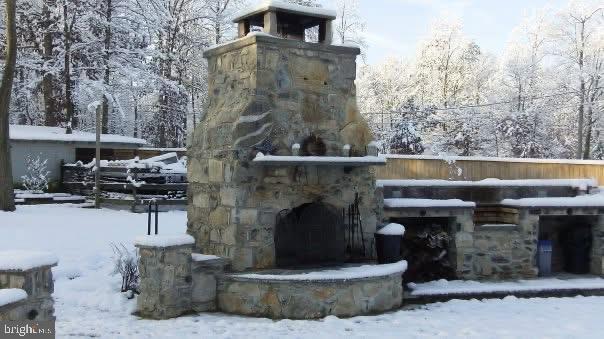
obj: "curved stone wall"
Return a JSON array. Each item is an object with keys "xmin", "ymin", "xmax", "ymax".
[{"xmin": 217, "ymin": 272, "xmax": 403, "ymax": 319}]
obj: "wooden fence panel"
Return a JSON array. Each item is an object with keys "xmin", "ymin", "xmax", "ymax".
[{"xmin": 376, "ymin": 157, "xmax": 604, "ymax": 185}]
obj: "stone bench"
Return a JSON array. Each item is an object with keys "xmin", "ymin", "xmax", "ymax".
[{"xmin": 0, "ymin": 251, "xmax": 58, "ymax": 321}]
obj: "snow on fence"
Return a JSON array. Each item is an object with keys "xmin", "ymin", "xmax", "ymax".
[{"xmin": 376, "ymin": 155, "xmax": 604, "ymax": 185}]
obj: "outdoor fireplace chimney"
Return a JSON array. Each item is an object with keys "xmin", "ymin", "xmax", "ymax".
[{"xmin": 187, "ymin": 1, "xmax": 382, "ymax": 271}]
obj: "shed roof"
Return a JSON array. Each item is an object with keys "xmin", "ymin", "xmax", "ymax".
[
  {"xmin": 232, "ymin": 0, "xmax": 336, "ymax": 23},
  {"xmin": 9, "ymin": 125, "xmax": 147, "ymax": 146}
]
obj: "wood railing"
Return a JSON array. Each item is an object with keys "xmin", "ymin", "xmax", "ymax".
[{"xmin": 376, "ymin": 155, "xmax": 604, "ymax": 185}]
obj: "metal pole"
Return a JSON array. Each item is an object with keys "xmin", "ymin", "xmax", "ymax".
[
  {"xmin": 147, "ymin": 201, "xmax": 152, "ymax": 236},
  {"xmin": 94, "ymin": 104, "xmax": 102, "ymax": 209},
  {"xmin": 154, "ymin": 201, "xmax": 159, "ymax": 235}
]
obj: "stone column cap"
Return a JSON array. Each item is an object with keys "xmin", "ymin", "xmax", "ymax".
[
  {"xmin": 134, "ymin": 234, "xmax": 195, "ymax": 248},
  {"xmin": 0, "ymin": 250, "xmax": 59, "ymax": 272}
]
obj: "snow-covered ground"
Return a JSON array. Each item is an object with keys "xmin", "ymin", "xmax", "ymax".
[{"xmin": 2, "ymin": 205, "xmax": 604, "ymax": 338}]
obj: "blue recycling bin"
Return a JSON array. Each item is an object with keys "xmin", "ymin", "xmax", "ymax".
[{"xmin": 538, "ymin": 240, "xmax": 553, "ymax": 277}]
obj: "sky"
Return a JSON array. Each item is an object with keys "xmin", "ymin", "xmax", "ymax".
[{"xmin": 324, "ymin": 0, "xmax": 569, "ymax": 65}]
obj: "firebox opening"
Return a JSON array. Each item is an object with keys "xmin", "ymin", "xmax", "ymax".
[
  {"xmin": 539, "ymin": 216, "xmax": 594, "ymax": 275},
  {"xmin": 275, "ymin": 202, "xmax": 346, "ymax": 268}
]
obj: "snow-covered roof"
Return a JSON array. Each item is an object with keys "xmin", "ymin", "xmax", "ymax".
[
  {"xmin": 0, "ymin": 250, "xmax": 59, "ymax": 271},
  {"xmin": 9, "ymin": 125, "xmax": 147, "ymax": 146},
  {"xmin": 233, "ymin": 0, "xmax": 336, "ymax": 23}
]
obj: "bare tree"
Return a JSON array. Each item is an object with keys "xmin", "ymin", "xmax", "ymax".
[{"xmin": 0, "ymin": 0, "xmax": 16, "ymax": 211}]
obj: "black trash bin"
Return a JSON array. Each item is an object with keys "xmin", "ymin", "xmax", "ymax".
[{"xmin": 375, "ymin": 223, "xmax": 405, "ymax": 264}]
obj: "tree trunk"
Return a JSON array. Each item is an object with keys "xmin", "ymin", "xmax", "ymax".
[
  {"xmin": 42, "ymin": 1, "xmax": 61, "ymax": 127},
  {"xmin": 63, "ymin": 1, "xmax": 76, "ymax": 133},
  {"xmin": 0, "ymin": 0, "xmax": 17, "ymax": 211},
  {"xmin": 101, "ymin": 0, "xmax": 112, "ymax": 134},
  {"xmin": 576, "ymin": 20, "xmax": 586, "ymax": 159}
]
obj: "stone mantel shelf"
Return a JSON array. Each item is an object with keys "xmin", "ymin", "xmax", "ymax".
[{"xmin": 252, "ymin": 155, "xmax": 387, "ymax": 167}]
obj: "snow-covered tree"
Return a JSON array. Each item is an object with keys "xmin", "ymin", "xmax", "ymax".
[{"xmin": 21, "ymin": 154, "xmax": 50, "ymax": 192}]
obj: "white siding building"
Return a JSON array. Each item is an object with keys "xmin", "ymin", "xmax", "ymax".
[{"xmin": 9, "ymin": 125, "xmax": 147, "ymax": 183}]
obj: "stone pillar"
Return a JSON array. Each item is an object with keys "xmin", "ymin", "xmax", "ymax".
[
  {"xmin": 591, "ymin": 215, "xmax": 604, "ymax": 275},
  {"xmin": 0, "ymin": 251, "xmax": 57, "ymax": 321},
  {"xmin": 238, "ymin": 20, "xmax": 250, "ymax": 38},
  {"xmin": 263, "ymin": 11, "xmax": 278, "ymax": 35},
  {"xmin": 191, "ymin": 255, "xmax": 230, "ymax": 312},
  {"xmin": 135, "ymin": 235, "xmax": 194, "ymax": 319},
  {"xmin": 516, "ymin": 210, "xmax": 539, "ymax": 278},
  {"xmin": 320, "ymin": 20, "xmax": 333, "ymax": 45},
  {"xmin": 451, "ymin": 212, "xmax": 475, "ymax": 279}
]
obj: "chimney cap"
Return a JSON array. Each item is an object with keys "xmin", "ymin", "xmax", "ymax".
[{"xmin": 233, "ymin": 0, "xmax": 336, "ymax": 24}]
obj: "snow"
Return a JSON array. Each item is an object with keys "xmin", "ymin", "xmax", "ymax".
[
  {"xmin": 0, "ymin": 289, "xmax": 27, "ymax": 307},
  {"xmin": 134, "ymin": 234, "xmax": 195, "ymax": 248},
  {"xmin": 192, "ymin": 254, "xmax": 222, "ymax": 262},
  {"xmin": 253, "ymin": 155, "xmax": 387, "ymax": 164},
  {"xmin": 376, "ymin": 223, "xmax": 405, "ymax": 236},
  {"xmin": 3, "ymin": 205, "xmax": 604, "ymax": 338},
  {"xmin": 234, "ymin": 261, "xmax": 408, "ymax": 281},
  {"xmin": 502, "ymin": 193, "xmax": 604, "ymax": 207},
  {"xmin": 409, "ymin": 278, "xmax": 604, "ymax": 296},
  {"xmin": 384, "ymin": 153, "xmax": 604, "ymax": 166},
  {"xmin": 233, "ymin": 0, "xmax": 337, "ymax": 23},
  {"xmin": 377, "ymin": 178, "xmax": 597, "ymax": 190},
  {"xmin": 246, "ymin": 31, "xmax": 275, "ymax": 38},
  {"xmin": 9, "ymin": 125, "xmax": 147, "ymax": 145},
  {"xmin": 384, "ymin": 198, "xmax": 476, "ymax": 208},
  {"xmin": 0, "ymin": 250, "xmax": 58, "ymax": 271}
]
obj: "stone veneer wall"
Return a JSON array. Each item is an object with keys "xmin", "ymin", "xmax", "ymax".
[
  {"xmin": 136, "ymin": 243, "xmax": 193, "ymax": 319},
  {"xmin": 591, "ymin": 216, "xmax": 604, "ymax": 275},
  {"xmin": 0, "ymin": 266, "xmax": 56, "ymax": 321},
  {"xmin": 191, "ymin": 256, "xmax": 230, "ymax": 312},
  {"xmin": 217, "ymin": 273, "xmax": 403, "ymax": 319},
  {"xmin": 188, "ymin": 34, "xmax": 379, "ymax": 271}
]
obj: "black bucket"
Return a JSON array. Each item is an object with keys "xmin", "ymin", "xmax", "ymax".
[{"xmin": 375, "ymin": 233, "xmax": 402, "ymax": 264}]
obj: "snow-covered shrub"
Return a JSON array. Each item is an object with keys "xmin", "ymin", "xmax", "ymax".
[
  {"xmin": 21, "ymin": 154, "xmax": 51, "ymax": 192},
  {"xmin": 111, "ymin": 243, "xmax": 140, "ymax": 297}
]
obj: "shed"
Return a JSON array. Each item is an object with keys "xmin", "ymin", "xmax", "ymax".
[{"xmin": 9, "ymin": 125, "xmax": 147, "ymax": 183}]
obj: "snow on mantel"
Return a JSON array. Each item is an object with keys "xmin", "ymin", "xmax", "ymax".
[
  {"xmin": 233, "ymin": 0, "xmax": 337, "ymax": 23},
  {"xmin": 0, "ymin": 289, "xmax": 27, "ymax": 307},
  {"xmin": 384, "ymin": 198, "xmax": 476, "ymax": 209},
  {"xmin": 253, "ymin": 154, "xmax": 387, "ymax": 166},
  {"xmin": 9, "ymin": 124, "xmax": 147, "ymax": 145},
  {"xmin": 192, "ymin": 253, "xmax": 222, "ymax": 262},
  {"xmin": 233, "ymin": 261, "xmax": 408, "ymax": 281},
  {"xmin": 0, "ymin": 250, "xmax": 59, "ymax": 271},
  {"xmin": 134, "ymin": 234, "xmax": 195, "ymax": 248}
]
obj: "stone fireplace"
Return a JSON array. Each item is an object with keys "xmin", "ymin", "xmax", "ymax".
[{"xmin": 187, "ymin": 2, "xmax": 383, "ymax": 271}]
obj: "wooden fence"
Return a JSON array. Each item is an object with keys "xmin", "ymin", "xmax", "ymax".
[{"xmin": 375, "ymin": 155, "xmax": 604, "ymax": 185}]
